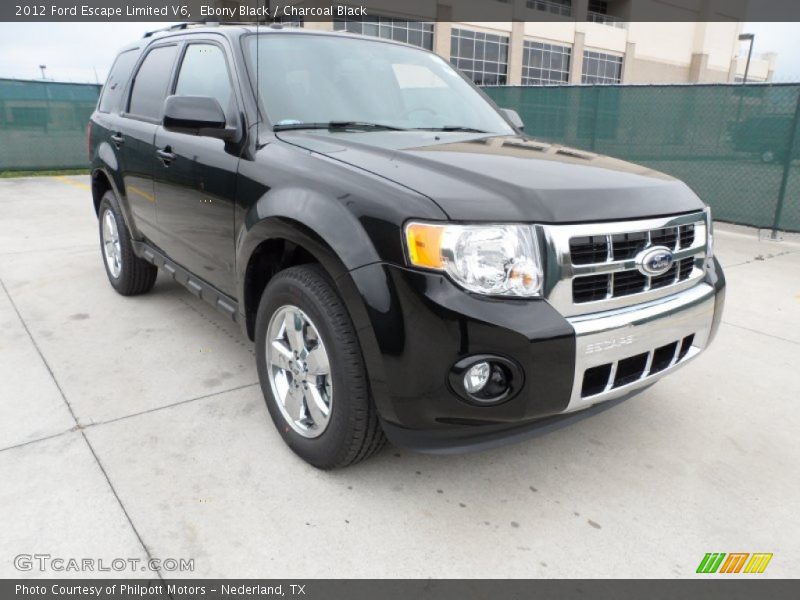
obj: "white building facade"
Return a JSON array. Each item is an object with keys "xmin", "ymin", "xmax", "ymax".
[{"xmin": 262, "ymin": 0, "xmax": 777, "ymax": 85}]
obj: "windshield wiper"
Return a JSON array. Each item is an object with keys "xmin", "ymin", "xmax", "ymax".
[
  {"xmin": 273, "ymin": 121, "xmax": 409, "ymax": 132},
  {"xmin": 413, "ymin": 126, "xmax": 491, "ymax": 133}
]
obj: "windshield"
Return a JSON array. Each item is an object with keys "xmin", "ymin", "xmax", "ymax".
[{"xmin": 244, "ymin": 33, "xmax": 514, "ymax": 134}]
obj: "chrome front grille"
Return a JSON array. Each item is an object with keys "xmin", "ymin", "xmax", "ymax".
[
  {"xmin": 542, "ymin": 212, "xmax": 709, "ymax": 316},
  {"xmin": 572, "ymin": 257, "xmax": 695, "ymax": 303},
  {"xmin": 568, "ymin": 224, "xmax": 694, "ymax": 266}
]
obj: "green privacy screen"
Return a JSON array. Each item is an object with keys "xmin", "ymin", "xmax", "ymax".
[
  {"xmin": 1, "ymin": 78, "xmax": 798, "ymax": 231},
  {"xmin": 0, "ymin": 78, "xmax": 100, "ymax": 171},
  {"xmin": 483, "ymin": 83, "xmax": 800, "ymax": 232}
]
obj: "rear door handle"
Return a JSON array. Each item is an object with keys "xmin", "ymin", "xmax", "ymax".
[
  {"xmin": 156, "ymin": 148, "xmax": 177, "ymax": 165},
  {"xmin": 110, "ymin": 133, "xmax": 125, "ymax": 148}
]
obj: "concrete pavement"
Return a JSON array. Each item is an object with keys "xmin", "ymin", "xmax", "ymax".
[{"xmin": 1, "ymin": 175, "xmax": 798, "ymax": 578}]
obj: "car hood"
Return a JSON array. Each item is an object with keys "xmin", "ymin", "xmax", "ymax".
[{"xmin": 275, "ymin": 131, "xmax": 705, "ymax": 222}]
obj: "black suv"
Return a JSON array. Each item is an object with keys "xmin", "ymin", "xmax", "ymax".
[{"xmin": 89, "ymin": 24, "xmax": 725, "ymax": 468}]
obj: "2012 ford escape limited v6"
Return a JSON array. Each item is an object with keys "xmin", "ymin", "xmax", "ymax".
[{"xmin": 89, "ymin": 25, "xmax": 725, "ymax": 468}]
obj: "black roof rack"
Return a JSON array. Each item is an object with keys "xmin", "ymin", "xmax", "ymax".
[
  {"xmin": 143, "ymin": 23, "xmax": 191, "ymax": 38},
  {"xmin": 143, "ymin": 22, "xmax": 230, "ymax": 38},
  {"xmin": 142, "ymin": 21, "xmax": 291, "ymax": 39}
]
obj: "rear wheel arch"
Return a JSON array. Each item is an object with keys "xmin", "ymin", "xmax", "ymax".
[
  {"xmin": 91, "ymin": 168, "xmax": 113, "ymax": 215},
  {"xmin": 91, "ymin": 167, "xmax": 143, "ymax": 243}
]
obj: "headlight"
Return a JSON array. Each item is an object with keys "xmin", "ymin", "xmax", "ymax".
[
  {"xmin": 404, "ymin": 222, "xmax": 543, "ymax": 297},
  {"xmin": 703, "ymin": 206, "xmax": 714, "ymax": 258}
]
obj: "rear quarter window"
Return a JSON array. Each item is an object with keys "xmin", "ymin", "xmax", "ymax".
[{"xmin": 98, "ymin": 49, "xmax": 139, "ymax": 113}]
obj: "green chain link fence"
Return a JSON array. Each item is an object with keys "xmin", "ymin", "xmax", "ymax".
[
  {"xmin": 2, "ymin": 78, "xmax": 799, "ymax": 231},
  {"xmin": 0, "ymin": 78, "xmax": 100, "ymax": 171},
  {"xmin": 484, "ymin": 83, "xmax": 800, "ymax": 232}
]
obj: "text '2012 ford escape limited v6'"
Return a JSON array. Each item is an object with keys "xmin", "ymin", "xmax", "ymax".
[{"xmin": 88, "ymin": 24, "xmax": 725, "ymax": 468}]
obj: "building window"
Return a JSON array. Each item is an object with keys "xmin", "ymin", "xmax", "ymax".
[
  {"xmin": 273, "ymin": 17, "xmax": 303, "ymax": 28},
  {"xmin": 522, "ymin": 40, "xmax": 571, "ymax": 85},
  {"xmin": 333, "ymin": 17, "xmax": 433, "ymax": 50},
  {"xmin": 526, "ymin": 0, "xmax": 572, "ymax": 17},
  {"xmin": 582, "ymin": 50, "xmax": 623, "ymax": 84},
  {"xmin": 588, "ymin": 0, "xmax": 608, "ymax": 13},
  {"xmin": 587, "ymin": 0, "xmax": 625, "ymax": 28},
  {"xmin": 450, "ymin": 28, "xmax": 509, "ymax": 86}
]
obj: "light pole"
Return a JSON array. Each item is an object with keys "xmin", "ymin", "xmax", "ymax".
[
  {"xmin": 38, "ymin": 64, "xmax": 47, "ymax": 79},
  {"xmin": 738, "ymin": 33, "xmax": 754, "ymax": 84}
]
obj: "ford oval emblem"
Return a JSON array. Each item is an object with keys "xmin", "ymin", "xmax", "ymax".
[{"xmin": 636, "ymin": 246, "xmax": 674, "ymax": 277}]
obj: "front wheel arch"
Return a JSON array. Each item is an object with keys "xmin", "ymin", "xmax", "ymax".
[
  {"xmin": 239, "ymin": 220, "xmax": 393, "ymax": 425},
  {"xmin": 239, "ymin": 219, "xmax": 349, "ymax": 342}
]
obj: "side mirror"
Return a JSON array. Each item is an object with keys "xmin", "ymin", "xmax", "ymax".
[
  {"xmin": 500, "ymin": 108, "xmax": 524, "ymax": 132},
  {"xmin": 163, "ymin": 95, "xmax": 237, "ymax": 141}
]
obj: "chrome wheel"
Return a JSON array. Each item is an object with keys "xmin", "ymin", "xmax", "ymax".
[
  {"xmin": 266, "ymin": 305, "xmax": 333, "ymax": 438},
  {"xmin": 101, "ymin": 209, "xmax": 122, "ymax": 278}
]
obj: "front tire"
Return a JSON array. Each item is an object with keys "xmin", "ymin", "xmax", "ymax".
[
  {"xmin": 255, "ymin": 265, "xmax": 386, "ymax": 469},
  {"xmin": 98, "ymin": 191, "xmax": 157, "ymax": 296}
]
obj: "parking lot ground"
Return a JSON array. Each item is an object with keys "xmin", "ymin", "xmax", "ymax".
[{"xmin": 1, "ymin": 175, "xmax": 798, "ymax": 578}]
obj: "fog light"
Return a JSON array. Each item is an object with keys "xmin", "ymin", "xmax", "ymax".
[
  {"xmin": 449, "ymin": 355, "xmax": 523, "ymax": 406},
  {"xmin": 464, "ymin": 361, "xmax": 491, "ymax": 394}
]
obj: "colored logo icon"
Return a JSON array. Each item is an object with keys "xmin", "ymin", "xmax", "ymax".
[{"xmin": 696, "ymin": 552, "xmax": 773, "ymax": 574}]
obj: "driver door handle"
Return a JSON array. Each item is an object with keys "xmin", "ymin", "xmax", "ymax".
[{"xmin": 156, "ymin": 147, "xmax": 176, "ymax": 165}]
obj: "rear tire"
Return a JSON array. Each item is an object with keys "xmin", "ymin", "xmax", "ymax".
[
  {"xmin": 98, "ymin": 191, "xmax": 157, "ymax": 296},
  {"xmin": 255, "ymin": 265, "xmax": 386, "ymax": 469}
]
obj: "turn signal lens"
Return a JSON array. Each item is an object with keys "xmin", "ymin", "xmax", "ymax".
[{"xmin": 405, "ymin": 222, "xmax": 444, "ymax": 269}]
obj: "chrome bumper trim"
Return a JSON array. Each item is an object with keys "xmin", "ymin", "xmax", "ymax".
[{"xmin": 563, "ymin": 283, "xmax": 716, "ymax": 413}]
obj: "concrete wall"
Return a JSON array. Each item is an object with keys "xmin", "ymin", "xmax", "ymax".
[
  {"xmin": 735, "ymin": 52, "xmax": 776, "ymax": 83},
  {"xmin": 625, "ymin": 58, "xmax": 692, "ymax": 84}
]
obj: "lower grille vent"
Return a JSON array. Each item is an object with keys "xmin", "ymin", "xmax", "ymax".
[{"xmin": 580, "ymin": 334, "xmax": 696, "ymax": 399}]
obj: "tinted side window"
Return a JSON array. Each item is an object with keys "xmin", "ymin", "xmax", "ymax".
[
  {"xmin": 128, "ymin": 45, "xmax": 178, "ymax": 120},
  {"xmin": 99, "ymin": 49, "xmax": 139, "ymax": 113},
  {"xmin": 175, "ymin": 44, "xmax": 233, "ymax": 114}
]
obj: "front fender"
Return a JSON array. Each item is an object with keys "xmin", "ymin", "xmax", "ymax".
[
  {"xmin": 233, "ymin": 142, "xmax": 449, "ymax": 422},
  {"xmin": 239, "ymin": 184, "xmax": 382, "ymax": 272},
  {"xmin": 235, "ymin": 215, "xmax": 395, "ymax": 422}
]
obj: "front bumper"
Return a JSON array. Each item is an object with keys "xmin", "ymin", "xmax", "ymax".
[
  {"xmin": 347, "ymin": 257, "xmax": 725, "ymax": 453},
  {"xmin": 564, "ymin": 281, "xmax": 716, "ymax": 413}
]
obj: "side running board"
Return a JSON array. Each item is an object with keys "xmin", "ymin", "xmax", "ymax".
[{"xmin": 131, "ymin": 240, "xmax": 239, "ymax": 323}]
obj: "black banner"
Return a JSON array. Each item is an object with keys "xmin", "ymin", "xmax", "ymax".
[
  {"xmin": 4, "ymin": 0, "xmax": 800, "ymax": 23},
  {"xmin": 3, "ymin": 580, "xmax": 800, "ymax": 600}
]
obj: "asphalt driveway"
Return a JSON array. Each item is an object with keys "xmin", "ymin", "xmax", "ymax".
[{"xmin": 1, "ymin": 175, "xmax": 798, "ymax": 578}]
